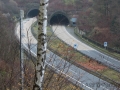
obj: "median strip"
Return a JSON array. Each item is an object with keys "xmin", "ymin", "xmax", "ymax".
[{"xmin": 31, "ymin": 23, "xmax": 120, "ymax": 88}]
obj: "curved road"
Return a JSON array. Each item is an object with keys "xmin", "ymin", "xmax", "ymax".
[
  {"xmin": 16, "ymin": 18, "xmax": 119, "ymax": 90},
  {"xmin": 52, "ymin": 25, "xmax": 120, "ymax": 72}
]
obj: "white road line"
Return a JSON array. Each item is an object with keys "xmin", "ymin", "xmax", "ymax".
[
  {"xmin": 16, "ymin": 18, "xmax": 116, "ymax": 90},
  {"xmin": 100, "ymin": 86, "xmax": 109, "ymax": 90},
  {"xmin": 87, "ymin": 50, "xmax": 90, "ymax": 53},
  {"xmin": 53, "ymin": 26, "xmax": 120, "ymax": 72},
  {"xmin": 23, "ymin": 44, "xmax": 93, "ymax": 90},
  {"xmin": 64, "ymin": 26, "xmax": 120, "ymax": 61},
  {"xmin": 103, "ymin": 59, "xmax": 112, "ymax": 64},
  {"xmin": 69, "ymin": 69, "xmax": 77, "ymax": 75},
  {"xmin": 45, "ymin": 61, "xmax": 94, "ymax": 90}
]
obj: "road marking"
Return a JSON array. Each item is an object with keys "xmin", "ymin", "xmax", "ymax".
[
  {"xmin": 69, "ymin": 69, "xmax": 77, "ymax": 75},
  {"xmin": 101, "ymin": 86, "xmax": 109, "ymax": 90},
  {"xmin": 61, "ymin": 26, "xmax": 120, "ymax": 68},
  {"xmin": 86, "ymin": 50, "xmax": 90, "ymax": 53},
  {"xmin": 46, "ymin": 61, "xmax": 94, "ymax": 90},
  {"xmin": 103, "ymin": 59, "xmax": 112, "ymax": 64},
  {"xmin": 29, "ymin": 48, "xmax": 111, "ymax": 90},
  {"xmin": 17, "ymin": 19, "xmax": 116, "ymax": 90},
  {"xmin": 27, "ymin": 47, "xmax": 93, "ymax": 90}
]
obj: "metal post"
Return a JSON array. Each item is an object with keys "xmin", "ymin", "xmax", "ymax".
[{"xmin": 20, "ymin": 10, "xmax": 24, "ymax": 90}]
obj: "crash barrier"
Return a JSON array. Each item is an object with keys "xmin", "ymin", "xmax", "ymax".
[
  {"xmin": 74, "ymin": 29, "xmax": 120, "ymax": 54},
  {"xmin": 47, "ymin": 34, "xmax": 120, "ymax": 88}
]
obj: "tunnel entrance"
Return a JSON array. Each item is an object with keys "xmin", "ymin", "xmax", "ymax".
[
  {"xmin": 50, "ymin": 12, "xmax": 69, "ymax": 26},
  {"xmin": 27, "ymin": 9, "xmax": 39, "ymax": 18}
]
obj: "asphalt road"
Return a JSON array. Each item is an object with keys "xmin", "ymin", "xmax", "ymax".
[
  {"xmin": 16, "ymin": 18, "xmax": 119, "ymax": 90},
  {"xmin": 52, "ymin": 25, "xmax": 120, "ymax": 72}
]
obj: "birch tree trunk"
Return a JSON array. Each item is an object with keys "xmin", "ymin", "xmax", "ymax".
[{"xmin": 33, "ymin": 0, "xmax": 48, "ymax": 90}]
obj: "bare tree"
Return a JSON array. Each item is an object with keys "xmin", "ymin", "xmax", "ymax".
[{"xmin": 23, "ymin": 22, "xmax": 81, "ymax": 90}]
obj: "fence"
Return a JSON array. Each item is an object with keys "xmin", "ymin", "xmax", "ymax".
[
  {"xmin": 47, "ymin": 33, "xmax": 120, "ymax": 88},
  {"xmin": 75, "ymin": 28, "xmax": 120, "ymax": 54}
]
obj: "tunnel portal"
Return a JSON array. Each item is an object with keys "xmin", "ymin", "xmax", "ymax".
[
  {"xmin": 27, "ymin": 10, "xmax": 70, "ymax": 25},
  {"xmin": 27, "ymin": 9, "xmax": 39, "ymax": 18},
  {"xmin": 50, "ymin": 12, "xmax": 69, "ymax": 26}
]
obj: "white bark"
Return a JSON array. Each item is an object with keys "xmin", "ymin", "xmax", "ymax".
[{"xmin": 33, "ymin": 0, "xmax": 49, "ymax": 90}]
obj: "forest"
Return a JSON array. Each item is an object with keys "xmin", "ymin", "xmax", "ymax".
[{"xmin": 0, "ymin": 0, "xmax": 120, "ymax": 89}]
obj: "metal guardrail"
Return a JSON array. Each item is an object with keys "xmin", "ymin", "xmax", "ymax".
[
  {"xmin": 31, "ymin": 21, "xmax": 120, "ymax": 88},
  {"xmin": 82, "ymin": 35, "xmax": 120, "ymax": 54},
  {"xmin": 14, "ymin": 18, "xmax": 97, "ymax": 90},
  {"xmin": 47, "ymin": 30, "xmax": 120, "ymax": 88},
  {"xmin": 74, "ymin": 29, "xmax": 120, "ymax": 60},
  {"xmin": 48, "ymin": 45, "xmax": 120, "ymax": 89}
]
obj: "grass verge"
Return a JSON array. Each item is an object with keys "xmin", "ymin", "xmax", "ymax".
[
  {"xmin": 43, "ymin": 67, "xmax": 82, "ymax": 90},
  {"xmin": 31, "ymin": 23, "xmax": 120, "ymax": 88},
  {"xmin": 24, "ymin": 51, "xmax": 82, "ymax": 90},
  {"xmin": 74, "ymin": 28, "xmax": 120, "ymax": 60}
]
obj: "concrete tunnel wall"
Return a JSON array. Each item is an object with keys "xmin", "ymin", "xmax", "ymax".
[
  {"xmin": 27, "ymin": 9, "xmax": 70, "ymax": 25},
  {"xmin": 27, "ymin": 9, "xmax": 39, "ymax": 18},
  {"xmin": 49, "ymin": 11, "xmax": 70, "ymax": 26}
]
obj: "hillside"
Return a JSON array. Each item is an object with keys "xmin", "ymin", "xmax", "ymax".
[
  {"xmin": 0, "ymin": 0, "xmax": 120, "ymax": 76},
  {"xmin": 0, "ymin": 0, "xmax": 120, "ymax": 89}
]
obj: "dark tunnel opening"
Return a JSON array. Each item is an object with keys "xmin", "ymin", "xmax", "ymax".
[
  {"xmin": 27, "ymin": 9, "xmax": 39, "ymax": 18},
  {"xmin": 50, "ymin": 14, "xmax": 69, "ymax": 26}
]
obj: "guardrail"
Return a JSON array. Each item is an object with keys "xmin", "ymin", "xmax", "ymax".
[
  {"xmin": 74, "ymin": 29, "xmax": 120, "ymax": 60},
  {"xmin": 47, "ymin": 29, "xmax": 120, "ymax": 88},
  {"xmin": 17, "ymin": 19, "xmax": 120, "ymax": 89},
  {"xmin": 82, "ymin": 35, "xmax": 120, "ymax": 54},
  {"xmin": 48, "ymin": 43, "xmax": 120, "ymax": 89},
  {"xmin": 15, "ymin": 19, "xmax": 94, "ymax": 90}
]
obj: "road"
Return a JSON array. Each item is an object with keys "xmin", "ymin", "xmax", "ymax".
[
  {"xmin": 52, "ymin": 25, "xmax": 120, "ymax": 72},
  {"xmin": 16, "ymin": 18, "xmax": 119, "ymax": 90}
]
